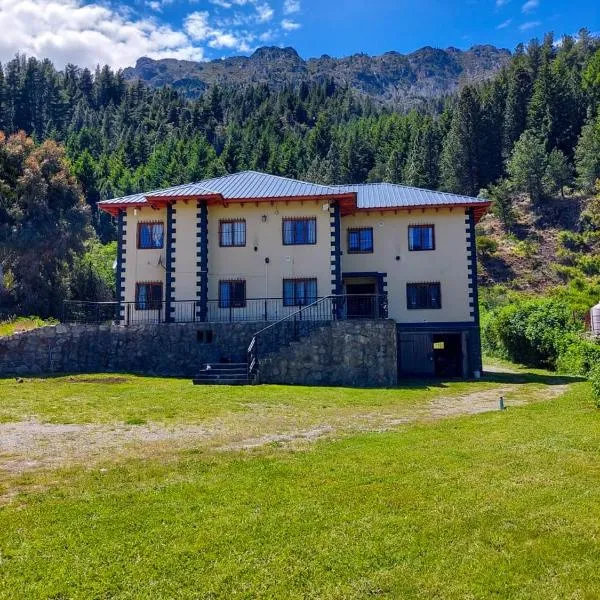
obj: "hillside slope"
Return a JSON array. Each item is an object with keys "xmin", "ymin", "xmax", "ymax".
[
  {"xmin": 123, "ymin": 44, "xmax": 511, "ymax": 105},
  {"xmin": 477, "ymin": 193, "xmax": 600, "ymax": 293}
]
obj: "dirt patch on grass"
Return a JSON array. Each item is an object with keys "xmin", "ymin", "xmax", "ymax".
[
  {"xmin": 425, "ymin": 384, "xmax": 569, "ymax": 419},
  {"xmin": 67, "ymin": 376, "xmax": 131, "ymax": 384},
  {"xmin": 0, "ymin": 376, "xmax": 573, "ymax": 479}
]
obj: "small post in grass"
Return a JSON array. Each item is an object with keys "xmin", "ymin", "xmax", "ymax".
[{"xmin": 499, "ymin": 396, "xmax": 505, "ymax": 411}]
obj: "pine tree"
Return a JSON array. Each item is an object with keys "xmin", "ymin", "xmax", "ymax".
[
  {"xmin": 507, "ymin": 130, "xmax": 549, "ymax": 203},
  {"xmin": 575, "ymin": 115, "xmax": 600, "ymax": 192},
  {"xmin": 527, "ymin": 56, "xmax": 553, "ymax": 139},
  {"xmin": 386, "ymin": 149, "xmax": 404, "ymax": 184},
  {"xmin": 582, "ymin": 49, "xmax": 600, "ymax": 111},
  {"xmin": 483, "ymin": 179, "xmax": 515, "ymax": 232},
  {"xmin": 544, "ymin": 148, "xmax": 572, "ymax": 198},
  {"xmin": 440, "ymin": 86, "xmax": 481, "ymax": 196},
  {"xmin": 478, "ymin": 77, "xmax": 506, "ymax": 186},
  {"xmin": 503, "ymin": 62, "xmax": 532, "ymax": 158},
  {"xmin": 404, "ymin": 120, "xmax": 440, "ymax": 188}
]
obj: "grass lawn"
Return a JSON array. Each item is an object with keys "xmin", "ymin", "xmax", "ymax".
[
  {"xmin": 0, "ymin": 369, "xmax": 598, "ymax": 598},
  {"xmin": 0, "ymin": 366, "xmax": 572, "ymax": 426}
]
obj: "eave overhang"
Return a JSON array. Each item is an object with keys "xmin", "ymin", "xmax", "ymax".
[{"xmin": 99, "ymin": 192, "xmax": 490, "ymax": 224}]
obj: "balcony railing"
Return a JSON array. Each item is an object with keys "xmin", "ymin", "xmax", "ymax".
[{"xmin": 62, "ymin": 295, "xmax": 388, "ymax": 326}]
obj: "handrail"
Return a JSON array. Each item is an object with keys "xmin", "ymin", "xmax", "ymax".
[
  {"xmin": 251, "ymin": 295, "xmax": 336, "ymax": 338},
  {"xmin": 246, "ymin": 293, "xmax": 388, "ymax": 382},
  {"xmin": 247, "ymin": 295, "xmax": 340, "ymax": 382}
]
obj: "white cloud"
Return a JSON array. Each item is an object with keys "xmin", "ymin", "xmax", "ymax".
[
  {"xmin": 496, "ymin": 18, "xmax": 512, "ymax": 29},
  {"xmin": 185, "ymin": 11, "xmax": 213, "ymax": 41},
  {"xmin": 208, "ymin": 0, "xmax": 274, "ymax": 23},
  {"xmin": 520, "ymin": 20, "xmax": 541, "ymax": 30},
  {"xmin": 184, "ymin": 10, "xmax": 258, "ymax": 52},
  {"xmin": 259, "ymin": 29, "xmax": 277, "ymax": 42},
  {"xmin": 522, "ymin": 0, "xmax": 539, "ymax": 12},
  {"xmin": 145, "ymin": 0, "xmax": 174, "ymax": 12},
  {"xmin": 495, "ymin": 0, "xmax": 510, "ymax": 6},
  {"xmin": 283, "ymin": 0, "xmax": 300, "ymax": 14},
  {"xmin": 255, "ymin": 3, "xmax": 274, "ymax": 22},
  {"xmin": 281, "ymin": 18, "xmax": 301, "ymax": 31},
  {"xmin": 0, "ymin": 0, "xmax": 205, "ymax": 69},
  {"xmin": 0, "ymin": 0, "xmax": 293, "ymax": 70}
]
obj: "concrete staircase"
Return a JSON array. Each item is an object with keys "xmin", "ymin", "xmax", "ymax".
[{"xmin": 192, "ymin": 363, "xmax": 249, "ymax": 386}]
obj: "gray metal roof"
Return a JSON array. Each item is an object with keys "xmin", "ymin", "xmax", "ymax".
[
  {"xmin": 97, "ymin": 182, "xmax": 218, "ymax": 205},
  {"xmin": 98, "ymin": 171, "xmax": 488, "ymax": 210},
  {"xmin": 191, "ymin": 171, "xmax": 347, "ymax": 199},
  {"xmin": 333, "ymin": 183, "xmax": 489, "ymax": 209},
  {"xmin": 98, "ymin": 171, "xmax": 347, "ymax": 206}
]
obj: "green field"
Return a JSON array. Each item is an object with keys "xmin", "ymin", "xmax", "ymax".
[{"xmin": 0, "ymin": 367, "xmax": 598, "ymax": 599}]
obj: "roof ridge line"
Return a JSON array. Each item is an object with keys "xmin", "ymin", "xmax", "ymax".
[
  {"xmin": 240, "ymin": 170, "xmax": 341, "ymax": 191},
  {"xmin": 333, "ymin": 181, "xmax": 484, "ymax": 201}
]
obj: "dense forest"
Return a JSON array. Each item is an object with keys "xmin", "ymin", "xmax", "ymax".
[
  {"xmin": 0, "ymin": 30, "xmax": 596, "ymax": 241},
  {"xmin": 1, "ymin": 29, "xmax": 600, "ymax": 376}
]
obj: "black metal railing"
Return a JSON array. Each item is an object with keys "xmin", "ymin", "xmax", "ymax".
[
  {"xmin": 246, "ymin": 293, "xmax": 388, "ymax": 381},
  {"xmin": 62, "ymin": 294, "xmax": 388, "ymax": 326}
]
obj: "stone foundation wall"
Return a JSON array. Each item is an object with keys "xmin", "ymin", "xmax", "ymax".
[
  {"xmin": 0, "ymin": 322, "xmax": 281, "ymax": 378},
  {"xmin": 259, "ymin": 320, "xmax": 398, "ymax": 387},
  {"xmin": 0, "ymin": 320, "xmax": 397, "ymax": 386}
]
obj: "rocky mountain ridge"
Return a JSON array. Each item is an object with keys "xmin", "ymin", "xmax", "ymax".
[{"xmin": 123, "ymin": 44, "xmax": 511, "ymax": 105}]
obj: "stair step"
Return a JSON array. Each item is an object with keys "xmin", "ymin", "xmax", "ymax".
[
  {"xmin": 198, "ymin": 368, "xmax": 247, "ymax": 374},
  {"xmin": 194, "ymin": 373, "xmax": 247, "ymax": 380},
  {"xmin": 193, "ymin": 377, "xmax": 249, "ymax": 386}
]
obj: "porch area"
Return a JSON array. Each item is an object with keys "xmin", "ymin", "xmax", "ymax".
[{"xmin": 63, "ymin": 294, "xmax": 388, "ymax": 326}]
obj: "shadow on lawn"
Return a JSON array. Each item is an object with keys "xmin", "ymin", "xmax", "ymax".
[
  {"xmin": 395, "ymin": 370, "xmax": 586, "ymax": 391},
  {"xmin": 480, "ymin": 371, "xmax": 586, "ymax": 386}
]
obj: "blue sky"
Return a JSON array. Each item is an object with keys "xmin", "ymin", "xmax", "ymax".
[{"xmin": 0, "ymin": 0, "xmax": 596, "ymax": 70}]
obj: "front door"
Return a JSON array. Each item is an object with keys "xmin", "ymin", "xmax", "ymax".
[{"xmin": 346, "ymin": 282, "xmax": 377, "ymax": 318}]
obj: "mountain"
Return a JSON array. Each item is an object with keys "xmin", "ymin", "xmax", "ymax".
[{"xmin": 123, "ymin": 45, "xmax": 511, "ymax": 105}]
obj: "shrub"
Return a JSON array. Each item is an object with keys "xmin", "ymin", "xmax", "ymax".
[
  {"xmin": 477, "ymin": 236, "xmax": 498, "ymax": 257},
  {"xmin": 575, "ymin": 254, "xmax": 600, "ymax": 276},
  {"xmin": 483, "ymin": 298, "xmax": 582, "ymax": 368},
  {"xmin": 558, "ymin": 231, "xmax": 588, "ymax": 252},
  {"xmin": 589, "ymin": 364, "xmax": 600, "ymax": 407},
  {"xmin": 513, "ymin": 239, "xmax": 540, "ymax": 259},
  {"xmin": 557, "ymin": 338, "xmax": 600, "ymax": 375}
]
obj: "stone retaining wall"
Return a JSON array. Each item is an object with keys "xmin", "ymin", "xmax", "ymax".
[
  {"xmin": 259, "ymin": 320, "xmax": 397, "ymax": 387},
  {"xmin": 0, "ymin": 320, "xmax": 398, "ymax": 386},
  {"xmin": 0, "ymin": 322, "xmax": 269, "ymax": 378}
]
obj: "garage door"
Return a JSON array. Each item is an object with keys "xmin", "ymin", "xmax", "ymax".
[{"xmin": 398, "ymin": 333, "xmax": 435, "ymax": 376}]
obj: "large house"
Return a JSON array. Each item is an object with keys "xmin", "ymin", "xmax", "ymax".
[{"xmin": 98, "ymin": 171, "xmax": 490, "ymax": 379}]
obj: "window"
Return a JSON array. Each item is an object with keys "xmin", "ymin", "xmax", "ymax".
[
  {"xmin": 283, "ymin": 278, "xmax": 318, "ymax": 307},
  {"xmin": 219, "ymin": 280, "xmax": 246, "ymax": 308},
  {"xmin": 406, "ymin": 282, "xmax": 441, "ymax": 310},
  {"xmin": 219, "ymin": 220, "xmax": 246, "ymax": 247},
  {"xmin": 282, "ymin": 218, "xmax": 317, "ymax": 245},
  {"xmin": 348, "ymin": 228, "xmax": 374, "ymax": 253},
  {"xmin": 408, "ymin": 225, "xmax": 435, "ymax": 251},
  {"xmin": 135, "ymin": 282, "xmax": 162, "ymax": 310},
  {"xmin": 197, "ymin": 330, "xmax": 214, "ymax": 344},
  {"xmin": 137, "ymin": 222, "xmax": 164, "ymax": 249}
]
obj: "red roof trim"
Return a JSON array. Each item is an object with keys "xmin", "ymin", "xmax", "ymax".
[
  {"xmin": 99, "ymin": 192, "xmax": 490, "ymax": 223},
  {"xmin": 343, "ymin": 201, "xmax": 492, "ymax": 223}
]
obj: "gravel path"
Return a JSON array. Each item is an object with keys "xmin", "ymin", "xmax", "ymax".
[{"xmin": 0, "ymin": 380, "xmax": 570, "ymax": 474}]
